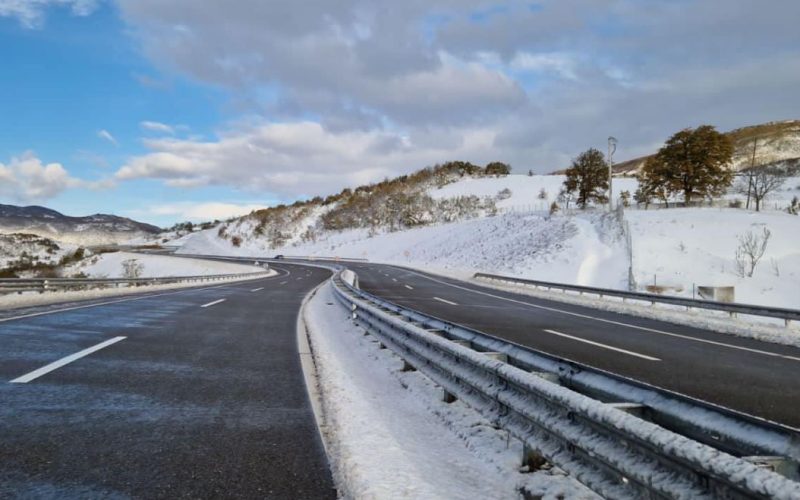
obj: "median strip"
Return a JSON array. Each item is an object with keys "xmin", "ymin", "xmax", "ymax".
[
  {"xmin": 543, "ymin": 329, "xmax": 660, "ymax": 361},
  {"xmin": 10, "ymin": 336, "xmax": 127, "ymax": 383},
  {"xmin": 200, "ymin": 299, "xmax": 226, "ymax": 308}
]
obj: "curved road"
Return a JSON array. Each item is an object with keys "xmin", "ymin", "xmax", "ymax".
[
  {"xmin": 0, "ymin": 264, "xmax": 335, "ymax": 499},
  {"xmin": 344, "ymin": 262, "xmax": 800, "ymax": 428}
]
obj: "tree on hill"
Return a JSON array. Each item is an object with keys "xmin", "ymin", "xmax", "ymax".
[
  {"xmin": 563, "ymin": 148, "xmax": 609, "ymax": 209},
  {"xmin": 638, "ymin": 125, "xmax": 734, "ymax": 205},
  {"xmin": 484, "ymin": 161, "xmax": 511, "ymax": 176},
  {"xmin": 735, "ymin": 166, "xmax": 786, "ymax": 212}
]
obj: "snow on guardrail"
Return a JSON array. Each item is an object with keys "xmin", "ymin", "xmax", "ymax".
[{"xmin": 332, "ymin": 269, "xmax": 800, "ymax": 499}]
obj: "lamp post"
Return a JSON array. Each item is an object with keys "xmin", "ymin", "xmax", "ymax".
[{"xmin": 608, "ymin": 136, "xmax": 617, "ymax": 211}]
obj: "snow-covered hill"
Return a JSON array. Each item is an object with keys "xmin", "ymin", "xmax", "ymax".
[{"xmin": 172, "ymin": 173, "xmax": 800, "ymax": 309}]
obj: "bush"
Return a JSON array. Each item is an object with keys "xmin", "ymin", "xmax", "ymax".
[
  {"xmin": 728, "ymin": 198, "xmax": 743, "ymax": 209},
  {"xmin": 485, "ymin": 161, "xmax": 511, "ymax": 176},
  {"xmin": 121, "ymin": 259, "xmax": 145, "ymax": 279},
  {"xmin": 231, "ymin": 235, "xmax": 243, "ymax": 247}
]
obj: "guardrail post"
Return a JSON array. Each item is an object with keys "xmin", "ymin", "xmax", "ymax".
[
  {"xmin": 42, "ymin": 280, "xmax": 48, "ymax": 294},
  {"xmin": 521, "ymin": 443, "xmax": 548, "ymax": 472},
  {"xmin": 441, "ymin": 388, "xmax": 457, "ymax": 404},
  {"xmin": 401, "ymin": 360, "xmax": 416, "ymax": 372}
]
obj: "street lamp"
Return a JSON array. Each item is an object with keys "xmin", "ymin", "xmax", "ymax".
[{"xmin": 608, "ymin": 136, "xmax": 618, "ymax": 211}]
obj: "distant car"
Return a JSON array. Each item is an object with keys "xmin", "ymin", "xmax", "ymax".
[{"xmin": 274, "ymin": 255, "xmax": 284, "ymax": 260}]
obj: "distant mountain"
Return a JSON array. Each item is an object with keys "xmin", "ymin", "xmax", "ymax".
[
  {"xmin": 0, "ymin": 204, "xmax": 160, "ymax": 245},
  {"xmin": 609, "ymin": 120, "xmax": 800, "ymax": 175}
]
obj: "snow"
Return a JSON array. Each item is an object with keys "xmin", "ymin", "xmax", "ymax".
[
  {"xmin": 304, "ymin": 282, "xmax": 596, "ymax": 499},
  {"xmin": 173, "ymin": 174, "xmax": 800, "ymax": 311},
  {"xmin": 69, "ymin": 251, "xmax": 261, "ymax": 278}
]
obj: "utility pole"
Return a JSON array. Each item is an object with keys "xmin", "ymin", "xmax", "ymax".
[
  {"xmin": 745, "ymin": 138, "xmax": 757, "ymax": 210},
  {"xmin": 608, "ymin": 136, "xmax": 617, "ymax": 211}
]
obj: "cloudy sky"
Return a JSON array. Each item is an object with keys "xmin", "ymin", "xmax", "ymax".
[{"xmin": 1, "ymin": 0, "xmax": 798, "ymax": 225}]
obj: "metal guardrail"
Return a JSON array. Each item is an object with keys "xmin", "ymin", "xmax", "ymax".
[
  {"xmin": 474, "ymin": 272, "xmax": 800, "ymax": 326},
  {"xmin": 331, "ymin": 269, "xmax": 800, "ymax": 499},
  {"xmin": 0, "ymin": 270, "xmax": 269, "ymax": 294}
]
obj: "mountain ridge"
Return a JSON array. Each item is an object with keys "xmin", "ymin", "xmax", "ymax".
[{"xmin": 0, "ymin": 203, "xmax": 160, "ymax": 245}]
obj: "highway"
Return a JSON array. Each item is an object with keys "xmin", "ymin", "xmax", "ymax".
[
  {"xmin": 0, "ymin": 264, "xmax": 335, "ymax": 499},
  {"xmin": 345, "ymin": 262, "xmax": 800, "ymax": 428}
]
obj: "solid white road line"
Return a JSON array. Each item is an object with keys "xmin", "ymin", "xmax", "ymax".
[
  {"xmin": 544, "ymin": 329, "xmax": 660, "ymax": 361},
  {"xmin": 200, "ymin": 299, "xmax": 226, "ymax": 308},
  {"xmin": 250, "ymin": 287, "xmax": 264, "ymax": 292},
  {"xmin": 433, "ymin": 296, "xmax": 458, "ymax": 306},
  {"xmin": 10, "ymin": 336, "xmax": 127, "ymax": 383},
  {"xmin": 405, "ymin": 285, "xmax": 414, "ymax": 290},
  {"xmin": 402, "ymin": 269, "xmax": 800, "ymax": 363}
]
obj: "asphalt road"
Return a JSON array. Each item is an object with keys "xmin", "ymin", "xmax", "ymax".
[
  {"xmin": 345, "ymin": 262, "xmax": 800, "ymax": 428},
  {"xmin": 0, "ymin": 264, "xmax": 335, "ymax": 499}
]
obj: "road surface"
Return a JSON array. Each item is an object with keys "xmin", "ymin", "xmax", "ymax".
[
  {"xmin": 346, "ymin": 262, "xmax": 800, "ymax": 428},
  {"xmin": 0, "ymin": 264, "xmax": 335, "ymax": 499}
]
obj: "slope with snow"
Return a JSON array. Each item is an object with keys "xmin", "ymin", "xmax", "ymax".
[
  {"xmin": 68, "ymin": 251, "xmax": 262, "ymax": 278},
  {"xmin": 173, "ymin": 174, "xmax": 800, "ymax": 309}
]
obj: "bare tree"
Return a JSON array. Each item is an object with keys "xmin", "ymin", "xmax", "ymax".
[
  {"xmin": 735, "ymin": 167, "xmax": 786, "ymax": 212},
  {"xmin": 122, "ymin": 259, "xmax": 145, "ymax": 279},
  {"xmin": 734, "ymin": 228, "xmax": 771, "ymax": 277}
]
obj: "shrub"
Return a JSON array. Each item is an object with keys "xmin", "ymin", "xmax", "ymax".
[{"xmin": 231, "ymin": 235, "xmax": 243, "ymax": 247}]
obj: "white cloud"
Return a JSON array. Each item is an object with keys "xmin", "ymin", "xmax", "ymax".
[
  {"xmin": 0, "ymin": 152, "xmax": 82, "ymax": 202},
  {"xmin": 137, "ymin": 202, "xmax": 269, "ymax": 222},
  {"xmin": 510, "ymin": 52, "xmax": 578, "ymax": 80},
  {"xmin": 114, "ymin": 0, "xmax": 800, "ymax": 178},
  {"xmin": 97, "ymin": 129, "xmax": 119, "ymax": 146},
  {"xmin": 140, "ymin": 120, "xmax": 175, "ymax": 135},
  {"xmin": 116, "ymin": 120, "xmax": 504, "ymax": 196},
  {"xmin": 0, "ymin": 0, "xmax": 99, "ymax": 28}
]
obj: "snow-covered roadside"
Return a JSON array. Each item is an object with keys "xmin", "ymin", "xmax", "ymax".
[
  {"xmin": 69, "ymin": 251, "xmax": 261, "ymax": 278},
  {"xmin": 474, "ymin": 278, "xmax": 800, "ymax": 349},
  {"xmin": 304, "ymin": 282, "xmax": 595, "ymax": 499},
  {"xmin": 0, "ymin": 270, "xmax": 274, "ymax": 311}
]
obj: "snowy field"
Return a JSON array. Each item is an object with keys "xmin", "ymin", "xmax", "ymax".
[
  {"xmin": 304, "ymin": 282, "xmax": 595, "ymax": 499},
  {"xmin": 175, "ymin": 174, "xmax": 800, "ymax": 309},
  {"xmin": 69, "ymin": 251, "xmax": 262, "ymax": 278}
]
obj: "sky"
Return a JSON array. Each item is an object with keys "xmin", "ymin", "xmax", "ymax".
[{"xmin": 0, "ymin": 0, "xmax": 798, "ymax": 226}]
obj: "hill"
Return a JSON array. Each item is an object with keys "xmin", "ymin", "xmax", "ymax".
[
  {"xmin": 171, "ymin": 169, "xmax": 800, "ymax": 309},
  {"xmin": 0, "ymin": 204, "xmax": 160, "ymax": 245},
  {"xmin": 609, "ymin": 120, "xmax": 800, "ymax": 175}
]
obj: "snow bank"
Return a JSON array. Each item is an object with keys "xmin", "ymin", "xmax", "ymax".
[
  {"xmin": 70, "ymin": 251, "xmax": 261, "ymax": 278},
  {"xmin": 304, "ymin": 282, "xmax": 595, "ymax": 499}
]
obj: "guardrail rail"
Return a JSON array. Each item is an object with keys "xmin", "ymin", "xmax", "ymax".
[
  {"xmin": 0, "ymin": 269, "xmax": 269, "ymax": 294},
  {"xmin": 331, "ymin": 268, "xmax": 800, "ymax": 499},
  {"xmin": 474, "ymin": 272, "xmax": 800, "ymax": 327}
]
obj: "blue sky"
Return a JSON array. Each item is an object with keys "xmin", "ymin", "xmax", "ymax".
[
  {"xmin": 0, "ymin": 2, "xmax": 278, "ymax": 225},
  {"xmin": 1, "ymin": 0, "xmax": 798, "ymax": 226}
]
